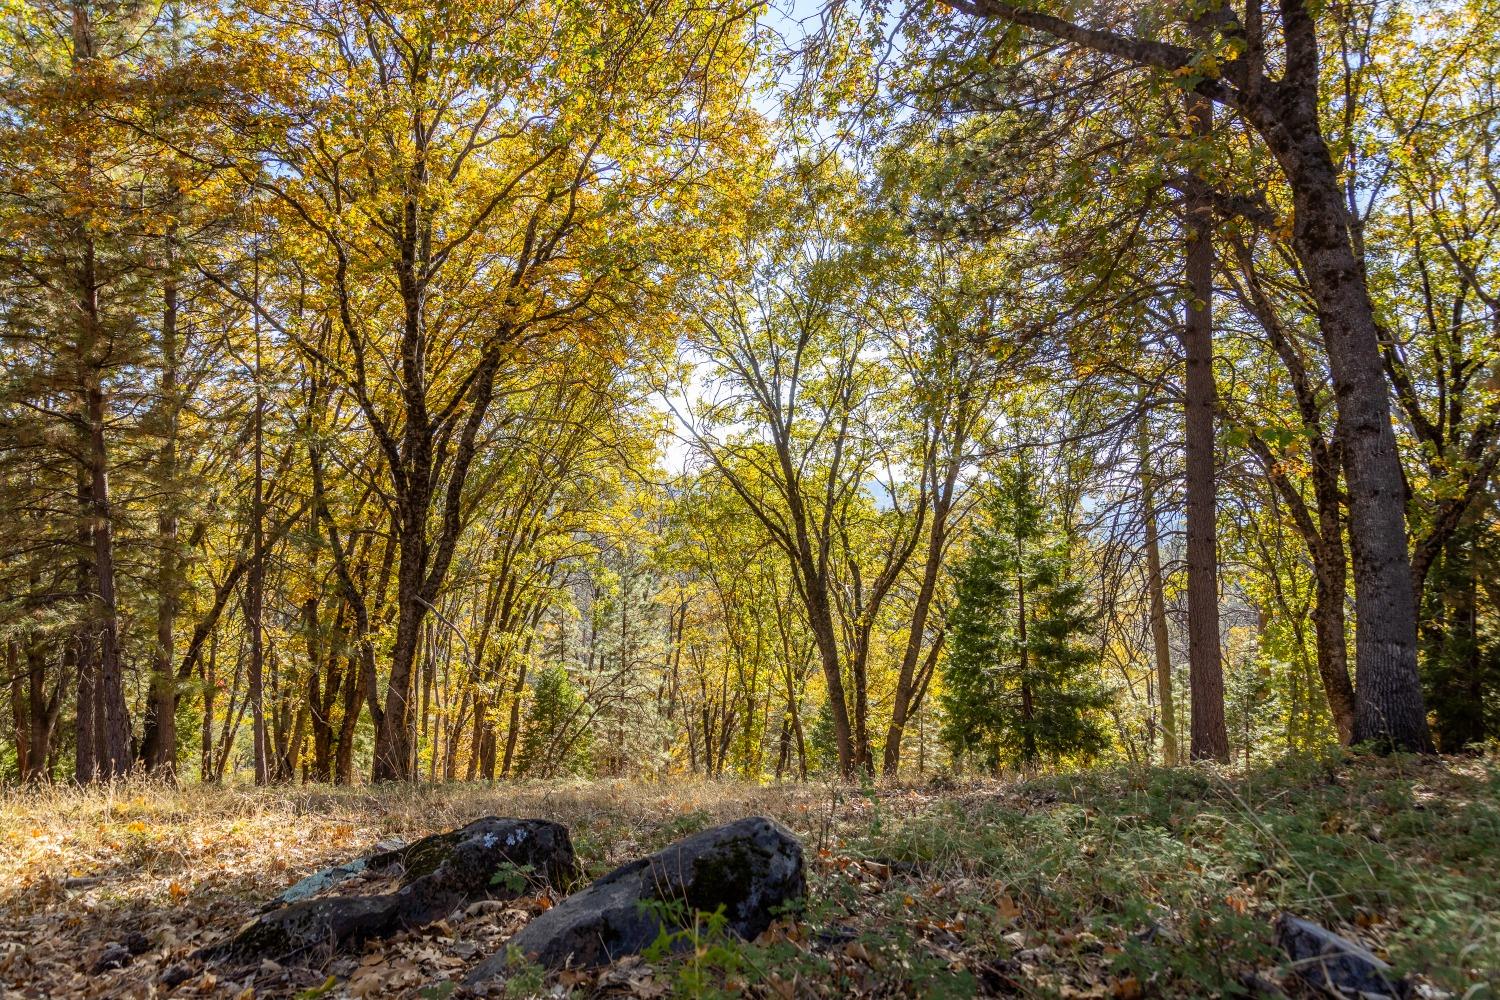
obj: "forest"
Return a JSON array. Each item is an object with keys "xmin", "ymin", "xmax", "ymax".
[{"xmin": 0, "ymin": 0, "xmax": 1497, "ymax": 998}]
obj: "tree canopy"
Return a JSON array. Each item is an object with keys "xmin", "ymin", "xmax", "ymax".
[{"xmin": 1, "ymin": 0, "xmax": 1496, "ymax": 788}]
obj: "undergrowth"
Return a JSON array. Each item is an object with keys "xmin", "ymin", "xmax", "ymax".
[{"xmin": 0, "ymin": 752, "xmax": 1494, "ymax": 998}]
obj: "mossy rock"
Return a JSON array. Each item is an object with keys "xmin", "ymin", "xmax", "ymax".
[
  {"xmin": 466, "ymin": 816, "xmax": 803, "ymax": 981},
  {"xmin": 205, "ymin": 817, "xmax": 575, "ymax": 965}
]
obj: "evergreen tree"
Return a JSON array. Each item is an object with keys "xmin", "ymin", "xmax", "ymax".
[
  {"xmin": 940, "ymin": 460, "xmax": 1112, "ymax": 772},
  {"xmin": 515, "ymin": 667, "xmax": 592, "ymax": 779}
]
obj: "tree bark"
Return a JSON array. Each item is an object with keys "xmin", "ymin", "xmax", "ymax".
[
  {"xmin": 8, "ymin": 643, "xmax": 27, "ymax": 781},
  {"xmin": 84, "ymin": 367, "xmax": 132, "ymax": 780},
  {"xmin": 1138, "ymin": 408, "xmax": 1178, "ymax": 765},
  {"xmin": 248, "ymin": 266, "xmax": 269, "ymax": 785},
  {"xmin": 143, "ymin": 274, "xmax": 181, "ymax": 774},
  {"xmin": 952, "ymin": 0, "xmax": 1432, "ymax": 754},
  {"xmin": 1258, "ymin": 92, "xmax": 1429, "ymax": 751},
  {"xmin": 1182, "ymin": 76, "xmax": 1229, "ymax": 764},
  {"xmin": 25, "ymin": 636, "xmax": 60, "ymax": 783}
]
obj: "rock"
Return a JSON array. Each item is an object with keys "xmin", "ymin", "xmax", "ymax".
[
  {"xmin": 466, "ymin": 816, "xmax": 803, "ymax": 981},
  {"xmin": 89, "ymin": 942, "xmax": 132, "ymax": 974},
  {"xmin": 207, "ymin": 817, "xmax": 574, "ymax": 964},
  {"xmin": 62, "ymin": 875, "xmax": 107, "ymax": 891},
  {"xmin": 260, "ymin": 837, "xmax": 408, "ymax": 911},
  {"xmin": 1276, "ymin": 914, "xmax": 1410, "ymax": 998},
  {"xmin": 159, "ymin": 963, "xmax": 194, "ymax": 989}
]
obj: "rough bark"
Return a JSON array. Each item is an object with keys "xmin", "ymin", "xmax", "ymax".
[
  {"xmin": 1182, "ymin": 76, "xmax": 1229, "ymax": 764},
  {"xmin": 1260, "ymin": 93, "xmax": 1429, "ymax": 750},
  {"xmin": 142, "ymin": 274, "xmax": 181, "ymax": 775},
  {"xmin": 952, "ymin": 0, "xmax": 1431, "ymax": 753}
]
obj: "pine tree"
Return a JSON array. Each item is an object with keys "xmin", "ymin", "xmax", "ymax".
[
  {"xmin": 515, "ymin": 667, "xmax": 592, "ymax": 779},
  {"xmin": 940, "ymin": 460, "xmax": 1112, "ymax": 772}
]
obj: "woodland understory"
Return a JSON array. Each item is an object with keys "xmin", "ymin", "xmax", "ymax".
[
  {"xmin": 2, "ymin": 0, "xmax": 1500, "ymax": 995},
  {"xmin": 1, "ymin": 753, "xmax": 1497, "ymax": 998}
]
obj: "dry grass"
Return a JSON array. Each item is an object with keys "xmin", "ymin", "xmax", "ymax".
[
  {"xmin": 0, "ymin": 777, "xmax": 879, "ymax": 998},
  {"xmin": 1, "ymin": 757, "xmax": 1495, "ymax": 999}
]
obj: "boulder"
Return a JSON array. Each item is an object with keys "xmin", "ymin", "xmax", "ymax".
[
  {"xmin": 466, "ymin": 816, "xmax": 803, "ymax": 983},
  {"xmin": 1276, "ymin": 914, "xmax": 1410, "ymax": 999},
  {"xmin": 207, "ymin": 817, "xmax": 575, "ymax": 964},
  {"xmin": 89, "ymin": 932, "xmax": 151, "ymax": 974}
]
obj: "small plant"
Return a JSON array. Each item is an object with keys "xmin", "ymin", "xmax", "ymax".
[
  {"xmin": 639, "ymin": 897, "xmax": 752, "ymax": 998},
  {"xmin": 294, "ymin": 977, "xmax": 339, "ymax": 1000},
  {"xmin": 494, "ymin": 944, "xmax": 548, "ymax": 999},
  {"xmin": 656, "ymin": 808, "xmax": 713, "ymax": 847},
  {"xmin": 489, "ymin": 861, "xmax": 537, "ymax": 895}
]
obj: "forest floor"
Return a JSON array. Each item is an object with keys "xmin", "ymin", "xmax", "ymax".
[{"xmin": 0, "ymin": 752, "xmax": 1496, "ymax": 999}]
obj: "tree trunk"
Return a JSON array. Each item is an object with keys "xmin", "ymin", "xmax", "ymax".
[
  {"xmin": 1016, "ymin": 565, "xmax": 1037, "ymax": 768},
  {"xmin": 1182, "ymin": 75, "xmax": 1229, "ymax": 764},
  {"xmin": 247, "ymin": 301, "xmax": 269, "ymax": 785},
  {"xmin": 9, "ymin": 643, "xmax": 28, "ymax": 781},
  {"xmin": 883, "ymin": 479, "xmax": 956, "ymax": 775},
  {"xmin": 1138, "ymin": 408, "xmax": 1178, "ymax": 765},
  {"xmin": 373, "ymin": 550, "xmax": 424, "ymax": 781},
  {"xmin": 1259, "ymin": 88, "xmax": 1431, "ymax": 751},
  {"xmin": 84, "ymin": 365, "xmax": 131, "ymax": 780},
  {"xmin": 804, "ymin": 577, "xmax": 854, "ymax": 777},
  {"xmin": 955, "ymin": 0, "xmax": 1433, "ymax": 755},
  {"xmin": 335, "ymin": 651, "xmax": 362, "ymax": 784},
  {"xmin": 143, "ymin": 274, "xmax": 181, "ymax": 775},
  {"xmin": 499, "ymin": 654, "xmax": 529, "ymax": 779},
  {"xmin": 200, "ymin": 632, "xmax": 215, "ymax": 782},
  {"xmin": 1311, "ymin": 549, "xmax": 1357, "ymax": 743},
  {"xmin": 73, "ymin": 474, "xmax": 97, "ymax": 786},
  {"xmin": 25, "ymin": 637, "xmax": 60, "ymax": 783}
]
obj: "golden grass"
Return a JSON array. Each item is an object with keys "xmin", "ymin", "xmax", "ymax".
[
  {"xmin": 0, "ymin": 777, "xmax": 886, "ymax": 997},
  {"xmin": 0, "ymin": 777, "xmax": 860, "ymax": 913}
]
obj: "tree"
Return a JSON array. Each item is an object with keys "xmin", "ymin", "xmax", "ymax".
[
  {"xmin": 224, "ymin": 0, "xmax": 760, "ymax": 780},
  {"xmin": 675, "ymin": 166, "xmax": 931, "ymax": 776},
  {"xmin": 514, "ymin": 666, "xmax": 591, "ymax": 780},
  {"xmin": 936, "ymin": 0, "xmax": 1432, "ymax": 751},
  {"xmin": 941, "ymin": 459, "xmax": 1112, "ymax": 771}
]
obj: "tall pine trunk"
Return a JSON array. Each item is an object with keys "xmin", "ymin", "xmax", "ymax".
[
  {"xmin": 143, "ymin": 274, "xmax": 181, "ymax": 774},
  {"xmin": 1182, "ymin": 58, "xmax": 1229, "ymax": 764}
]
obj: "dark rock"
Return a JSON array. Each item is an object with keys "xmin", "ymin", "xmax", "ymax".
[
  {"xmin": 160, "ymin": 963, "xmax": 194, "ymax": 989},
  {"xmin": 814, "ymin": 925, "xmax": 858, "ymax": 947},
  {"xmin": 89, "ymin": 942, "xmax": 132, "ymax": 974},
  {"xmin": 1240, "ymin": 970, "xmax": 1291, "ymax": 998},
  {"xmin": 1276, "ymin": 914, "xmax": 1410, "ymax": 998},
  {"xmin": 62, "ymin": 875, "xmax": 107, "ymax": 890},
  {"xmin": 466, "ymin": 816, "xmax": 803, "ymax": 981},
  {"xmin": 206, "ymin": 817, "xmax": 574, "ymax": 964}
]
